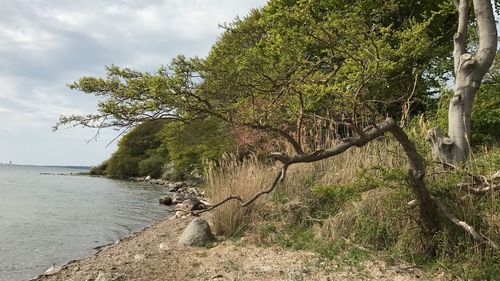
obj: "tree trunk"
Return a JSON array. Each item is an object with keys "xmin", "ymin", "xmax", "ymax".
[
  {"xmin": 390, "ymin": 125, "xmax": 440, "ymax": 241},
  {"xmin": 428, "ymin": 0, "xmax": 497, "ymax": 162}
]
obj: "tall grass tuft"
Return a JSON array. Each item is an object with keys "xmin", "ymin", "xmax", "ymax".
[{"xmin": 205, "ymin": 154, "xmax": 276, "ymax": 236}]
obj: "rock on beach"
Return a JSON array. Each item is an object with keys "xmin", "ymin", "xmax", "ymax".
[{"xmin": 178, "ymin": 218, "xmax": 215, "ymax": 246}]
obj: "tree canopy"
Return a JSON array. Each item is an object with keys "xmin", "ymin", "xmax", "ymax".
[{"xmin": 57, "ymin": 0, "xmax": 457, "ymax": 155}]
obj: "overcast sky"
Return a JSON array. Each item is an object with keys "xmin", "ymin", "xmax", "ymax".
[{"xmin": 0, "ymin": 0, "xmax": 267, "ymax": 166}]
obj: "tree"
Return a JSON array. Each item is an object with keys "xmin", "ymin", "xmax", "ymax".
[
  {"xmin": 105, "ymin": 120, "xmax": 169, "ymax": 179},
  {"xmin": 160, "ymin": 117, "xmax": 234, "ymax": 173},
  {"xmin": 56, "ymin": 0, "xmax": 455, "ymax": 153},
  {"xmin": 427, "ymin": 0, "xmax": 497, "ymax": 163},
  {"xmin": 55, "ymin": 0, "xmax": 498, "ymax": 250}
]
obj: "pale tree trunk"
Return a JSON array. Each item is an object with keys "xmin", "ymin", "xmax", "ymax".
[{"xmin": 428, "ymin": 0, "xmax": 497, "ymax": 162}]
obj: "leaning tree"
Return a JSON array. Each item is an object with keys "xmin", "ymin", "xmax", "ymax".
[
  {"xmin": 428, "ymin": 0, "xmax": 497, "ymax": 163},
  {"xmin": 56, "ymin": 0, "xmax": 498, "ymax": 250}
]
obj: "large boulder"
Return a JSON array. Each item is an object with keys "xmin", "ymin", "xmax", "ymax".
[{"xmin": 178, "ymin": 218, "xmax": 215, "ymax": 246}]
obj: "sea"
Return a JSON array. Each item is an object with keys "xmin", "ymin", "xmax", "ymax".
[{"xmin": 0, "ymin": 165, "xmax": 172, "ymax": 281}]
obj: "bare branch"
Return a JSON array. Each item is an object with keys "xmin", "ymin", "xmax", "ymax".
[
  {"xmin": 285, "ymin": 118, "xmax": 396, "ymax": 164},
  {"xmin": 244, "ymin": 122, "xmax": 305, "ymax": 155},
  {"xmin": 193, "ymin": 165, "xmax": 288, "ymax": 215},
  {"xmin": 432, "ymin": 196, "xmax": 498, "ymax": 251},
  {"xmin": 437, "ymin": 161, "xmax": 499, "ymax": 193}
]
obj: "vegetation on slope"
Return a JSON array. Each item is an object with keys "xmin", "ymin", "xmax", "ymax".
[
  {"xmin": 57, "ymin": 0, "xmax": 499, "ymax": 279},
  {"xmin": 205, "ymin": 133, "xmax": 500, "ymax": 280}
]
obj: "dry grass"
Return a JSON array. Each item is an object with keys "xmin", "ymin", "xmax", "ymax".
[
  {"xmin": 278, "ymin": 138, "xmax": 407, "ymax": 197},
  {"xmin": 205, "ymin": 154, "xmax": 276, "ymax": 236},
  {"xmin": 205, "ymin": 138, "xmax": 406, "ymax": 236}
]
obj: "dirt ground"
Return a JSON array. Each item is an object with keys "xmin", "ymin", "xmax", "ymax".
[{"xmin": 34, "ymin": 215, "xmax": 450, "ymax": 281}]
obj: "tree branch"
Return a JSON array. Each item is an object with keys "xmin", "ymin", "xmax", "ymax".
[
  {"xmin": 453, "ymin": 0, "xmax": 470, "ymax": 74},
  {"xmin": 192, "ymin": 164, "xmax": 288, "ymax": 215},
  {"xmin": 472, "ymin": 0, "xmax": 498, "ymax": 78},
  {"xmin": 432, "ymin": 196, "xmax": 498, "ymax": 250},
  {"xmin": 243, "ymin": 122, "xmax": 305, "ymax": 155}
]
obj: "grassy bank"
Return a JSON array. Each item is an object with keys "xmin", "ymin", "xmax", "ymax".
[{"xmin": 205, "ymin": 137, "xmax": 500, "ymax": 280}]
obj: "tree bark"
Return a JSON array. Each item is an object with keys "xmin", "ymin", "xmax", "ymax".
[
  {"xmin": 429, "ymin": 0, "xmax": 497, "ymax": 162},
  {"xmin": 390, "ymin": 125, "xmax": 440, "ymax": 237}
]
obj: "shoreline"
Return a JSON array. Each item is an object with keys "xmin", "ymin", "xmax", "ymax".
[
  {"xmin": 27, "ymin": 176, "xmax": 450, "ymax": 281},
  {"xmin": 32, "ymin": 213, "xmax": 449, "ymax": 281},
  {"xmin": 32, "ymin": 213, "xmax": 178, "ymax": 281},
  {"xmin": 30, "ymin": 174, "xmax": 209, "ymax": 279},
  {"xmin": 31, "ymin": 176, "xmax": 212, "ymax": 281}
]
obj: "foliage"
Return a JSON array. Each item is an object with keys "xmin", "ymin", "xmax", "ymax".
[
  {"xmin": 160, "ymin": 117, "xmax": 234, "ymax": 173},
  {"xmin": 57, "ymin": 0, "xmax": 456, "ymax": 155},
  {"xmin": 471, "ymin": 51, "xmax": 500, "ymax": 144},
  {"xmin": 138, "ymin": 155, "xmax": 165, "ymax": 179},
  {"xmin": 199, "ymin": 0, "xmax": 455, "ymax": 150},
  {"xmin": 105, "ymin": 120, "xmax": 168, "ymax": 178},
  {"xmin": 89, "ymin": 160, "xmax": 108, "ymax": 176}
]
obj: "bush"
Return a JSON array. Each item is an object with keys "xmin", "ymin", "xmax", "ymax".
[
  {"xmin": 105, "ymin": 154, "xmax": 140, "ymax": 179},
  {"xmin": 89, "ymin": 161, "xmax": 108, "ymax": 176},
  {"xmin": 138, "ymin": 155, "xmax": 164, "ymax": 178},
  {"xmin": 161, "ymin": 117, "xmax": 234, "ymax": 173},
  {"xmin": 104, "ymin": 120, "xmax": 169, "ymax": 178}
]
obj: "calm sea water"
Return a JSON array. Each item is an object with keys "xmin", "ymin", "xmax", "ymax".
[{"xmin": 0, "ymin": 165, "xmax": 172, "ymax": 281}]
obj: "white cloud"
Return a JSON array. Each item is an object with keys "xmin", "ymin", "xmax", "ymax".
[
  {"xmin": 0, "ymin": 0, "xmax": 268, "ymax": 165},
  {"xmin": 0, "ymin": 106, "xmax": 11, "ymax": 113}
]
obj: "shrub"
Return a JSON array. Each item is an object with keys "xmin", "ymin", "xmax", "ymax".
[
  {"xmin": 89, "ymin": 161, "xmax": 108, "ymax": 176},
  {"xmin": 138, "ymin": 155, "xmax": 165, "ymax": 178}
]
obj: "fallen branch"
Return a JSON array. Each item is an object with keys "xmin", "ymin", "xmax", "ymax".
[
  {"xmin": 432, "ymin": 196, "xmax": 498, "ymax": 251},
  {"xmin": 436, "ymin": 162, "xmax": 499, "ymax": 194},
  {"xmin": 192, "ymin": 165, "xmax": 288, "ymax": 215}
]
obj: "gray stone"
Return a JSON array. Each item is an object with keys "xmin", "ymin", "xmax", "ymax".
[
  {"xmin": 179, "ymin": 198, "xmax": 205, "ymax": 211},
  {"xmin": 178, "ymin": 218, "xmax": 215, "ymax": 246},
  {"xmin": 172, "ymin": 193, "xmax": 187, "ymax": 204},
  {"xmin": 159, "ymin": 196, "xmax": 173, "ymax": 205},
  {"xmin": 168, "ymin": 181, "xmax": 188, "ymax": 192}
]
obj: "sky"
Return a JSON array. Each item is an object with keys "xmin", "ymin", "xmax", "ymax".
[{"xmin": 0, "ymin": 0, "xmax": 268, "ymax": 166}]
